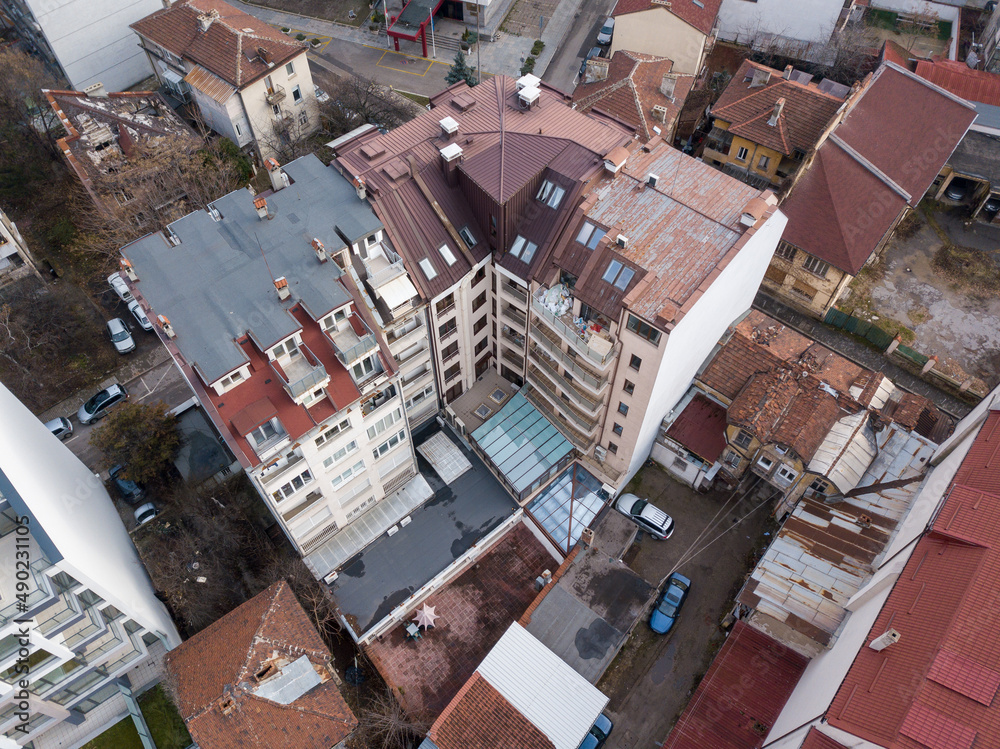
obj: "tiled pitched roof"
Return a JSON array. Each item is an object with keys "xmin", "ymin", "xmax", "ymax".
[
  {"xmin": 914, "ymin": 58, "xmax": 1000, "ymax": 106},
  {"xmin": 428, "ymin": 672, "xmax": 555, "ymax": 749},
  {"xmin": 165, "ymin": 581, "xmax": 357, "ymax": 749},
  {"xmin": 131, "ymin": 0, "xmax": 305, "ymax": 89},
  {"xmin": 711, "ymin": 60, "xmax": 848, "ymax": 156},
  {"xmin": 662, "ymin": 621, "xmax": 808, "ymax": 749},
  {"xmin": 880, "ymin": 40, "xmax": 914, "ymax": 69},
  {"xmin": 612, "ymin": 0, "xmax": 721, "ymax": 35},
  {"xmin": 572, "ymin": 51, "xmax": 694, "ymax": 142},
  {"xmin": 801, "ymin": 727, "xmax": 848, "ymax": 749},
  {"xmin": 827, "ymin": 410, "xmax": 1000, "ymax": 748}
]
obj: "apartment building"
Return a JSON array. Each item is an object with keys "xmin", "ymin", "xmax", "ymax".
[
  {"xmin": 334, "ymin": 76, "xmax": 786, "ymax": 488},
  {"xmin": 0, "ymin": 0, "xmax": 161, "ymax": 91},
  {"xmin": 0, "ymin": 383, "xmax": 180, "ymax": 749},
  {"xmin": 608, "ymin": 0, "xmax": 721, "ymax": 76},
  {"xmin": 131, "ymin": 0, "xmax": 319, "ymax": 160},
  {"xmin": 0, "ymin": 208, "xmax": 42, "ymax": 289},
  {"xmin": 120, "ymin": 154, "xmax": 427, "ymax": 559}
]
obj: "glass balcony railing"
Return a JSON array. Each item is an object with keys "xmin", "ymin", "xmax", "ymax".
[
  {"xmin": 328, "ymin": 315, "xmax": 379, "ymax": 366},
  {"xmin": 270, "ymin": 344, "xmax": 328, "ymax": 400},
  {"xmin": 530, "ymin": 293, "xmax": 618, "ymax": 367}
]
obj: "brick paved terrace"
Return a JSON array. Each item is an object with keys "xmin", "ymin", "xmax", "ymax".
[{"xmin": 364, "ymin": 521, "xmax": 556, "ymax": 721}]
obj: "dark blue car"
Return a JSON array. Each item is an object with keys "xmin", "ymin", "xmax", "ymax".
[
  {"xmin": 578, "ymin": 713, "xmax": 613, "ymax": 749},
  {"xmin": 650, "ymin": 573, "xmax": 691, "ymax": 635},
  {"xmin": 109, "ymin": 465, "xmax": 145, "ymax": 505}
]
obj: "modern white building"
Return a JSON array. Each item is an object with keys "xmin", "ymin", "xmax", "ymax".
[
  {"xmin": 0, "ymin": 383, "xmax": 180, "ymax": 749},
  {"xmin": 0, "ymin": 0, "xmax": 162, "ymax": 91}
]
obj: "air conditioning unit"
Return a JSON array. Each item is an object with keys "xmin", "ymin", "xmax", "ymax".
[
  {"xmin": 594, "ymin": 445, "xmax": 608, "ymax": 462},
  {"xmin": 400, "ymin": 515, "xmax": 412, "ymax": 527},
  {"xmin": 387, "ymin": 524, "xmax": 400, "ymax": 537},
  {"xmin": 616, "ymin": 234, "xmax": 629, "ymax": 248}
]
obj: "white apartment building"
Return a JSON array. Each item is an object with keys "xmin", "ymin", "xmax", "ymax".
[
  {"xmin": 120, "ymin": 155, "xmax": 427, "ymax": 563},
  {"xmin": 0, "ymin": 0, "xmax": 161, "ymax": 91},
  {"xmin": 0, "ymin": 383, "xmax": 180, "ymax": 749},
  {"xmin": 131, "ymin": 0, "xmax": 319, "ymax": 160},
  {"xmin": 0, "ymin": 209, "xmax": 42, "ymax": 289}
]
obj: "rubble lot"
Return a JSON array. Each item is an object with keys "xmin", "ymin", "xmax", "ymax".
[{"xmin": 598, "ymin": 463, "xmax": 777, "ymax": 749}]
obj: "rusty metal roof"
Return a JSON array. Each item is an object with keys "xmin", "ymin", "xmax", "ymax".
[{"xmin": 184, "ymin": 65, "xmax": 236, "ymax": 103}]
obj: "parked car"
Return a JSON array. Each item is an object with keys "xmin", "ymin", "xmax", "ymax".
[
  {"xmin": 134, "ymin": 503, "xmax": 159, "ymax": 527},
  {"xmin": 314, "ymin": 85, "xmax": 330, "ymax": 103},
  {"xmin": 984, "ymin": 197, "xmax": 1000, "ymax": 216},
  {"xmin": 578, "ymin": 713, "xmax": 613, "ymax": 749},
  {"xmin": 650, "ymin": 572, "xmax": 692, "ymax": 634},
  {"xmin": 109, "ymin": 465, "xmax": 145, "ymax": 504},
  {"xmin": 945, "ymin": 178, "xmax": 970, "ymax": 202},
  {"xmin": 77, "ymin": 383, "xmax": 128, "ymax": 424},
  {"xmin": 107, "ymin": 272, "xmax": 133, "ymax": 303},
  {"xmin": 580, "ymin": 46, "xmax": 605, "ymax": 77},
  {"xmin": 44, "ymin": 417, "xmax": 73, "ymax": 441},
  {"xmin": 616, "ymin": 493, "xmax": 674, "ymax": 539},
  {"xmin": 597, "ymin": 17, "xmax": 615, "ymax": 45},
  {"xmin": 106, "ymin": 317, "xmax": 135, "ymax": 354},
  {"xmin": 128, "ymin": 300, "xmax": 153, "ymax": 332}
]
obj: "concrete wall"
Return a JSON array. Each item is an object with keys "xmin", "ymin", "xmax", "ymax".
[
  {"xmin": 870, "ymin": 0, "xmax": 960, "ymax": 59},
  {"xmin": 610, "ymin": 9, "xmax": 707, "ymax": 75},
  {"xmin": 26, "ymin": 0, "xmax": 160, "ymax": 90},
  {"xmin": 717, "ymin": 0, "xmax": 842, "ymax": 48}
]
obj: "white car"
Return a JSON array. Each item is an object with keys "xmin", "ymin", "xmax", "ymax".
[
  {"xmin": 108, "ymin": 272, "xmax": 133, "ymax": 303},
  {"xmin": 128, "ymin": 300, "xmax": 153, "ymax": 331},
  {"xmin": 314, "ymin": 86, "xmax": 330, "ymax": 103},
  {"xmin": 134, "ymin": 503, "xmax": 159, "ymax": 527},
  {"xmin": 106, "ymin": 318, "xmax": 135, "ymax": 354},
  {"xmin": 597, "ymin": 17, "xmax": 615, "ymax": 45},
  {"xmin": 616, "ymin": 493, "xmax": 674, "ymax": 539}
]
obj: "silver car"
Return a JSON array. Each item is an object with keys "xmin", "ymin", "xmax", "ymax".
[
  {"xmin": 134, "ymin": 503, "xmax": 159, "ymax": 527},
  {"xmin": 106, "ymin": 318, "xmax": 135, "ymax": 354},
  {"xmin": 108, "ymin": 272, "xmax": 133, "ymax": 303},
  {"xmin": 77, "ymin": 383, "xmax": 129, "ymax": 424},
  {"xmin": 44, "ymin": 417, "xmax": 73, "ymax": 441},
  {"xmin": 128, "ymin": 300, "xmax": 153, "ymax": 331},
  {"xmin": 616, "ymin": 493, "xmax": 674, "ymax": 539},
  {"xmin": 597, "ymin": 17, "xmax": 615, "ymax": 45}
]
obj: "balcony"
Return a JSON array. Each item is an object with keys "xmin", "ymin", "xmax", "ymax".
[
  {"xmin": 529, "ymin": 325, "xmax": 607, "ymax": 393},
  {"xmin": 501, "ymin": 348, "xmax": 524, "ymax": 370},
  {"xmin": 531, "ymin": 350, "xmax": 603, "ymax": 414},
  {"xmin": 402, "ymin": 365, "xmax": 433, "ymax": 392},
  {"xmin": 363, "ymin": 245, "xmax": 406, "ymax": 288},
  {"xmin": 501, "ymin": 282, "xmax": 528, "ymax": 305},
  {"xmin": 436, "ymin": 301, "xmax": 457, "ymax": 319},
  {"xmin": 259, "ymin": 451, "xmax": 305, "ymax": 486},
  {"xmin": 270, "ymin": 344, "xmax": 329, "ymax": 401},
  {"xmin": 523, "ymin": 387, "xmax": 597, "ymax": 452},
  {"xmin": 265, "ymin": 83, "xmax": 286, "ymax": 105},
  {"xmin": 526, "ymin": 365, "xmax": 600, "ymax": 435},
  {"xmin": 438, "ymin": 323, "xmax": 458, "ymax": 343},
  {"xmin": 328, "ymin": 313, "xmax": 379, "ymax": 366},
  {"xmin": 362, "ymin": 383, "xmax": 398, "ymax": 416},
  {"xmin": 531, "ymin": 292, "xmax": 617, "ymax": 367},
  {"xmin": 501, "ymin": 326, "xmax": 525, "ymax": 349},
  {"xmin": 387, "ymin": 318, "xmax": 424, "ymax": 348},
  {"xmin": 501, "ymin": 304, "xmax": 526, "ymax": 328}
]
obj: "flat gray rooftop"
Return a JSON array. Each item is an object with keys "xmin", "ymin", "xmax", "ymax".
[{"xmin": 330, "ymin": 427, "xmax": 519, "ymax": 638}]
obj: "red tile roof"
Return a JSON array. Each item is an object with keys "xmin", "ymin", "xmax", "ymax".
[
  {"xmin": 711, "ymin": 60, "xmax": 848, "ymax": 157},
  {"xmin": 827, "ymin": 409, "xmax": 1000, "ymax": 749},
  {"xmin": 781, "ymin": 62, "xmax": 976, "ymax": 275},
  {"xmin": 131, "ymin": 0, "xmax": 305, "ymax": 89},
  {"xmin": 801, "ymin": 728, "xmax": 848, "ymax": 749},
  {"xmin": 665, "ymin": 394, "xmax": 727, "ymax": 462},
  {"xmin": 612, "ymin": 0, "xmax": 722, "ymax": 36},
  {"xmin": 662, "ymin": 621, "xmax": 808, "ymax": 749},
  {"xmin": 880, "ymin": 40, "xmax": 915, "ymax": 69},
  {"xmin": 428, "ymin": 672, "xmax": 555, "ymax": 749},
  {"xmin": 572, "ymin": 51, "xmax": 694, "ymax": 142},
  {"xmin": 914, "ymin": 58, "xmax": 1000, "ymax": 106},
  {"xmin": 165, "ymin": 581, "xmax": 357, "ymax": 749}
]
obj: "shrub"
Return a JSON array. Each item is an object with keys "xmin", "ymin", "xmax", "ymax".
[
  {"xmin": 296, "ymin": 32, "xmax": 306, "ymax": 41},
  {"xmin": 280, "ymin": 26, "xmax": 290, "ymax": 33},
  {"xmin": 531, "ymin": 40, "xmax": 544, "ymax": 56},
  {"xmin": 311, "ymin": 38, "xmax": 321, "ymax": 45},
  {"xmin": 520, "ymin": 56, "xmax": 536, "ymax": 76}
]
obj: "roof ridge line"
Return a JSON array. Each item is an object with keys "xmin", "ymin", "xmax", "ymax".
[
  {"xmin": 883, "ymin": 60, "xmax": 978, "ymax": 111},
  {"xmin": 828, "ymin": 134, "xmax": 911, "ymax": 202}
]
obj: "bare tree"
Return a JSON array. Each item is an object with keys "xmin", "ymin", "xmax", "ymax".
[
  {"xmin": 249, "ymin": 97, "xmax": 323, "ymax": 164},
  {"xmin": 0, "ymin": 47, "xmax": 64, "ymax": 158},
  {"xmin": 354, "ymin": 686, "xmax": 429, "ymax": 749},
  {"xmin": 318, "ymin": 75, "xmax": 419, "ymax": 140}
]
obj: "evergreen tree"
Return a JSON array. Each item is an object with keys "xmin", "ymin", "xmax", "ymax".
[{"xmin": 445, "ymin": 51, "xmax": 477, "ymax": 86}]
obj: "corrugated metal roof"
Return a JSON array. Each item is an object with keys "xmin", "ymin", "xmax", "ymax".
[
  {"xmin": 808, "ymin": 410, "xmax": 878, "ymax": 494},
  {"xmin": 184, "ymin": 65, "xmax": 236, "ymax": 103},
  {"xmin": 477, "ymin": 623, "xmax": 608, "ymax": 749}
]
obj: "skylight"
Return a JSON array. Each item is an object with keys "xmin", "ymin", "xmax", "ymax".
[
  {"xmin": 602, "ymin": 261, "xmax": 636, "ymax": 290},
  {"xmin": 509, "ymin": 235, "xmax": 538, "ymax": 263},
  {"xmin": 602, "ymin": 260, "xmax": 622, "ymax": 283},
  {"xmin": 438, "ymin": 244, "xmax": 457, "ymax": 266},
  {"xmin": 418, "ymin": 258, "xmax": 438, "ymax": 280},
  {"xmin": 459, "ymin": 226, "xmax": 477, "ymax": 247},
  {"xmin": 536, "ymin": 180, "xmax": 566, "ymax": 209},
  {"xmin": 576, "ymin": 221, "xmax": 607, "ymax": 250}
]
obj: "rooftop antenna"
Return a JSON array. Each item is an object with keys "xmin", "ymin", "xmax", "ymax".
[{"xmin": 255, "ymin": 232, "xmax": 277, "ymax": 284}]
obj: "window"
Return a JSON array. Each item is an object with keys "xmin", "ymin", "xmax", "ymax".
[
  {"xmin": 736, "ymin": 146, "xmax": 749, "ymax": 161},
  {"xmin": 367, "ymin": 408, "xmax": 402, "ymax": 439},
  {"xmin": 473, "ymin": 315, "xmax": 487, "ymax": 334},
  {"xmin": 373, "ymin": 429, "xmax": 406, "ymax": 459},
  {"xmin": 419, "ymin": 258, "xmax": 438, "ymax": 280},
  {"xmin": 809, "ymin": 478, "xmax": 830, "ymax": 494},
  {"xmin": 439, "ymin": 319, "xmax": 457, "ymax": 337},
  {"xmin": 757, "ymin": 456, "xmax": 774, "ymax": 471},
  {"xmin": 292, "ymin": 85, "xmax": 302, "ymax": 103},
  {"xmin": 444, "ymin": 363, "xmax": 461, "ymax": 381},
  {"xmin": 473, "ymin": 291, "xmax": 486, "ymax": 312},
  {"xmin": 316, "ymin": 418, "xmax": 351, "ymax": 447},
  {"xmin": 775, "ymin": 241, "xmax": 796, "ymax": 261},
  {"xmin": 475, "ymin": 337, "xmax": 489, "ymax": 355},
  {"xmin": 623, "ymin": 379, "xmax": 635, "ymax": 395},
  {"xmin": 608, "ymin": 442, "xmax": 618, "ymax": 454},
  {"xmin": 438, "ymin": 244, "xmax": 457, "ymax": 265},
  {"xmin": 352, "ymin": 356, "xmax": 376, "ymax": 380},
  {"xmin": 322, "ymin": 440, "xmax": 358, "ymax": 468},
  {"xmin": 460, "ymin": 226, "xmax": 477, "ymax": 247},
  {"xmin": 285, "ymin": 61, "xmax": 295, "ymax": 76},
  {"xmin": 576, "ymin": 221, "xmax": 607, "ymax": 250},
  {"xmin": 601, "ymin": 259, "xmax": 635, "ymax": 290},
  {"xmin": 234, "ymin": 121, "xmax": 242, "ymax": 137},
  {"xmin": 536, "ymin": 180, "xmax": 566, "ymax": 208},
  {"xmin": 509, "ymin": 235, "xmax": 538, "ymax": 263},
  {"xmin": 803, "ymin": 255, "xmax": 830, "ymax": 278},
  {"xmin": 436, "ymin": 293, "xmax": 455, "ymax": 314},
  {"xmin": 272, "ymin": 338, "xmax": 300, "ymax": 359},
  {"xmin": 723, "ymin": 450, "xmax": 741, "ymax": 469},
  {"xmin": 626, "ymin": 315, "xmax": 661, "ymax": 345},
  {"xmin": 775, "ymin": 466, "xmax": 798, "ymax": 485},
  {"xmin": 618, "ymin": 402, "xmax": 629, "ymax": 416},
  {"xmin": 299, "ymin": 110, "xmax": 308, "ymax": 125},
  {"xmin": 272, "ymin": 103, "xmax": 281, "ymax": 115},
  {"xmin": 472, "ymin": 265, "xmax": 486, "ymax": 285},
  {"xmin": 249, "ymin": 418, "xmax": 284, "ymax": 448},
  {"xmin": 613, "ymin": 423, "xmax": 623, "ymax": 436},
  {"xmin": 271, "ymin": 469, "xmax": 313, "ymax": 501},
  {"xmin": 219, "ymin": 370, "xmax": 244, "ymax": 388},
  {"xmin": 332, "ymin": 459, "xmax": 365, "ymax": 488},
  {"xmin": 757, "ymin": 155, "xmax": 770, "ymax": 170},
  {"xmin": 733, "ymin": 429, "xmax": 753, "ymax": 449},
  {"xmin": 629, "ymin": 354, "xmax": 642, "ymax": 371}
]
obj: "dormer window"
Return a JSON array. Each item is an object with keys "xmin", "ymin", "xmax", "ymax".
[
  {"xmin": 271, "ymin": 338, "xmax": 300, "ymax": 360},
  {"xmin": 536, "ymin": 180, "xmax": 565, "ymax": 209},
  {"xmin": 459, "ymin": 226, "xmax": 477, "ymax": 247},
  {"xmin": 509, "ymin": 235, "xmax": 537, "ymax": 263},
  {"xmin": 575, "ymin": 222, "xmax": 606, "ymax": 250},
  {"xmin": 248, "ymin": 418, "xmax": 286, "ymax": 450},
  {"xmin": 602, "ymin": 260, "xmax": 635, "ymax": 290}
]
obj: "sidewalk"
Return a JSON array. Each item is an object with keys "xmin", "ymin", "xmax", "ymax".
[{"xmin": 753, "ymin": 292, "xmax": 973, "ymax": 419}]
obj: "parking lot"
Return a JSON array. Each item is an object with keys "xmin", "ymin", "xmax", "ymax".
[{"xmin": 597, "ymin": 464, "xmax": 777, "ymax": 749}]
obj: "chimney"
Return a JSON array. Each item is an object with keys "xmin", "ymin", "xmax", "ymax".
[
  {"xmin": 768, "ymin": 97, "xmax": 785, "ymax": 127},
  {"xmin": 254, "ymin": 196, "xmax": 268, "ymax": 220},
  {"xmin": 83, "ymin": 82, "xmax": 107, "ymax": 99},
  {"xmin": 312, "ymin": 238, "xmax": 327, "ymax": 263},
  {"xmin": 439, "ymin": 143, "xmax": 463, "ymax": 187},
  {"xmin": 120, "ymin": 258, "xmax": 138, "ymax": 282},
  {"xmin": 646, "ymin": 173, "xmax": 659, "ymax": 188},
  {"xmin": 784, "ymin": 64, "xmax": 793, "ymax": 80},
  {"xmin": 353, "ymin": 176, "xmax": 366, "ymax": 201},
  {"xmin": 265, "ymin": 157, "xmax": 287, "ymax": 192},
  {"xmin": 660, "ymin": 73, "xmax": 677, "ymax": 99},
  {"xmin": 585, "ymin": 58, "xmax": 609, "ymax": 83},
  {"xmin": 197, "ymin": 9, "xmax": 219, "ymax": 32},
  {"xmin": 159, "ymin": 315, "xmax": 175, "ymax": 338},
  {"xmin": 439, "ymin": 116, "xmax": 459, "ymax": 138},
  {"xmin": 274, "ymin": 276, "xmax": 291, "ymax": 301},
  {"xmin": 258, "ymin": 47, "xmax": 272, "ymax": 65},
  {"xmin": 868, "ymin": 629, "xmax": 901, "ymax": 652}
]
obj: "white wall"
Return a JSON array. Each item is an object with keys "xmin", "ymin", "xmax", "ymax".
[
  {"xmin": 0, "ymin": 383, "xmax": 180, "ymax": 647},
  {"xmin": 623, "ymin": 209, "xmax": 788, "ymax": 484},
  {"xmin": 717, "ymin": 0, "xmax": 842, "ymax": 47},
  {"xmin": 870, "ymin": 0, "xmax": 960, "ymax": 58},
  {"xmin": 27, "ymin": 0, "xmax": 160, "ymax": 91}
]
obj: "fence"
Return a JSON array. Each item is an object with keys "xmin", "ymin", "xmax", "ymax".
[{"xmin": 823, "ymin": 309, "xmax": 895, "ymax": 350}]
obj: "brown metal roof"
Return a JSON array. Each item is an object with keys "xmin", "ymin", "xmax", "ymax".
[{"xmin": 184, "ymin": 65, "xmax": 237, "ymax": 102}]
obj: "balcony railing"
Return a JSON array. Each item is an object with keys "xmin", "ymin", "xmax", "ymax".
[
  {"xmin": 501, "ymin": 305, "xmax": 526, "ymax": 328},
  {"xmin": 531, "ymin": 351, "xmax": 603, "ymax": 413},
  {"xmin": 526, "ymin": 366, "xmax": 600, "ymax": 434},
  {"xmin": 436, "ymin": 302, "xmax": 457, "ymax": 319},
  {"xmin": 501, "ymin": 348, "xmax": 524, "ymax": 370},
  {"xmin": 529, "ymin": 326, "xmax": 607, "ymax": 392},
  {"xmin": 270, "ymin": 344, "xmax": 328, "ymax": 400},
  {"xmin": 260, "ymin": 451, "xmax": 305, "ymax": 486},
  {"xmin": 444, "ymin": 367, "xmax": 462, "ymax": 383},
  {"xmin": 501, "ymin": 327, "xmax": 525, "ymax": 349},
  {"xmin": 501, "ymin": 282, "xmax": 528, "ymax": 305},
  {"xmin": 387, "ymin": 319, "xmax": 424, "ymax": 347},
  {"xmin": 394, "ymin": 342, "xmax": 427, "ymax": 366},
  {"xmin": 438, "ymin": 324, "xmax": 458, "ymax": 342},
  {"xmin": 265, "ymin": 84, "xmax": 286, "ymax": 105},
  {"xmin": 442, "ymin": 347, "xmax": 460, "ymax": 362},
  {"xmin": 363, "ymin": 246, "xmax": 406, "ymax": 288},
  {"xmin": 530, "ymin": 295, "xmax": 617, "ymax": 367},
  {"xmin": 328, "ymin": 314, "xmax": 379, "ymax": 366}
]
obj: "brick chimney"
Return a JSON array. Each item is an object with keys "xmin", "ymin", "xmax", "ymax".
[
  {"xmin": 768, "ymin": 98, "xmax": 785, "ymax": 127},
  {"xmin": 312, "ymin": 238, "xmax": 327, "ymax": 263},
  {"xmin": 197, "ymin": 9, "xmax": 219, "ymax": 32},
  {"xmin": 784, "ymin": 64, "xmax": 793, "ymax": 80},
  {"xmin": 254, "ymin": 196, "xmax": 268, "ymax": 219},
  {"xmin": 274, "ymin": 277, "xmax": 291, "ymax": 301},
  {"xmin": 353, "ymin": 176, "xmax": 366, "ymax": 200}
]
